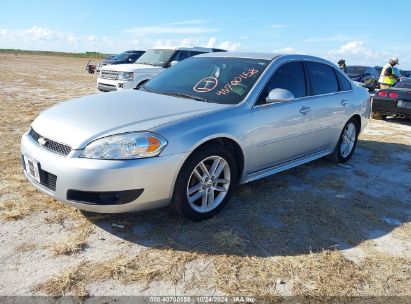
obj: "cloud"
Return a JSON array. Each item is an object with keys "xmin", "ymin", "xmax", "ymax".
[
  {"xmin": 0, "ymin": 26, "xmax": 114, "ymax": 52},
  {"xmin": 126, "ymin": 25, "xmax": 219, "ymax": 37},
  {"xmin": 328, "ymin": 40, "xmax": 380, "ymax": 59},
  {"xmin": 275, "ymin": 47, "xmax": 295, "ymax": 54},
  {"xmin": 325, "ymin": 40, "xmax": 400, "ymax": 66},
  {"xmin": 206, "ymin": 36, "xmax": 241, "ymax": 51},
  {"xmin": 269, "ymin": 24, "xmax": 286, "ymax": 29}
]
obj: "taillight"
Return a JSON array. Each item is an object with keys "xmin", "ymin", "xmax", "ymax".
[
  {"xmin": 377, "ymin": 91, "xmax": 388, "ymax": 97},
  {"xmin": 388, "ymin": 92, "xmax": 399, "ymax": 99}
]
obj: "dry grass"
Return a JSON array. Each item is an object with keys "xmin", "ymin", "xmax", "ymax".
[
  {"xmin": 35, "ymin": 246, "xmax": 411, "ymax": 297},
  {"xmin": 46, "ymin": 224, "xmax": 93, "ymax": 256},
  {"xmin": 36, "ymin": 248, "xmax": 199, "ymax": 296},
  {"xmin": 15, "ymin": 242, "xmax": 37, "ymax": 253}
]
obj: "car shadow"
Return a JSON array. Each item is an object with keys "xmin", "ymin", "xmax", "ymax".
[{"xmin": 83, "ymin": 140, "xmax": 411, "ymax": 257}]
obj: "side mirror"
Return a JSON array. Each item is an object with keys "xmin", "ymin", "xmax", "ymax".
[
  {"xmin": 266, "ymin": 88, "xmax": 295, "ymax": 103},
  {"xmin": 169, "ymin": 60, "xmax": 179, "ymax": 67}
]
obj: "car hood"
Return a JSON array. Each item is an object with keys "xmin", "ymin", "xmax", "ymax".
[
  {"xmin": 102, "ymin": 63, "xmax": 162, "ymax": 72},
  {"xmin": 31, "ymin": 90, "xmax": 228, "ymax": 149}
]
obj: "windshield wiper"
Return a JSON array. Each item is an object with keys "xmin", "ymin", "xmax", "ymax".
[
  {"xmin": 137, "ymin": 84, "xmax": 153, "ymax": 92},
  {"xmin": 137, "ymin": 62, "xmax": 156, "ymax": 66},
  {"xmin": 161, "ymin": 92, "xmax": 208, "ymax": 102}
]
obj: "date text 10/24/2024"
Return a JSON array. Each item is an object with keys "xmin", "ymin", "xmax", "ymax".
[{"xmin": 149, "ymin": 296, "xmax": 256, "ymax": 303}]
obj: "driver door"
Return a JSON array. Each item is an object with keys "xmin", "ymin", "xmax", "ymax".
[{"xmin": 250, "ymin": 61, "xmax": 317, "ymax": 171}]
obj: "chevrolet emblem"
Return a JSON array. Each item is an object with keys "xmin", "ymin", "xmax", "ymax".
[{"xmin": 38, "ymin": 137, "xmax": 48, "ymax": 146}]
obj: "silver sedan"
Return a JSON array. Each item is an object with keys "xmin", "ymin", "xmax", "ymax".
[{"xmin": 21, "ymin": 53, "xmax": 370, "ymax": 221}]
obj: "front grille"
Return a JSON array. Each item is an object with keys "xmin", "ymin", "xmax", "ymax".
[
  {"xmin": 40, "ymin": 169, "xmax": 57, "ymax": 191},
  {"xmin": 29, "ymin": 128, "xmax": 72, "ymax": 156},
  {"xmin": 100, "ymin": 69, "xmax": 119, "ymax": 80}
]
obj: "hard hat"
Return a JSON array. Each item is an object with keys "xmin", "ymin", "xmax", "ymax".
[{"xmin": 390, "ymin": 57, "xmax": 399, "ymax": 64}]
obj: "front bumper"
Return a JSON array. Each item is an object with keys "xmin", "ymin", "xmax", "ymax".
[
  {"xmin": 96, "ymin": 78, "xmax": 135, "ymax": 92},
  {"xmin": 21, "ymin": 132, "xmax": 187, "ymax": 213},
  {"xmin": 372, "ymin": 98, "xmax": 411, "ymax": 116}
]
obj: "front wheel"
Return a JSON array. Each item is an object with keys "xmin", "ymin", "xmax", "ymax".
[
  {"xmin": 170, "ymin": 145, "xmax": 237, "ymax": 221},
  {"xmin": 327, "ymin": 119, "xmax": 359, "ymax": 163}
]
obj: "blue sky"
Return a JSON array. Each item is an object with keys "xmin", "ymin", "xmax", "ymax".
[{"xmin": 1, "ymin": 0, "xmax": 410, "ymax": 68}]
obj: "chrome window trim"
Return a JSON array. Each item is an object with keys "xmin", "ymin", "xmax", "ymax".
[{"xmin": 248, "ymin": 56, "xmax": 354, "ymax": 109}]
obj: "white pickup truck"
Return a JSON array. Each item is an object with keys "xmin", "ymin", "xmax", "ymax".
[{"xmin": 97, "ymin": 46, "xmax": 225, "ymax": 92}]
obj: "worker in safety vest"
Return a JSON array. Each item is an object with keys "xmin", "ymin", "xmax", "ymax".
[
  {"xmin": 338, "ymin": 59, "xmax": 347, "ymax": 73},
  {"xmin": 378, "ymin": 57, "xmax": 399, "ymax": 89}
]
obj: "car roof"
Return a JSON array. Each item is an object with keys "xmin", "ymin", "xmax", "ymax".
[
  {"xmin": 150, "ymin": 46, "xmax": 216, "ymax": 52},
  {"xmin": 196, "ymin": 52, "xmax": 281, "ymax": 60},
  {"xmin": 196, "ymin": 52, "xmax": 342, "ymax": 66}
]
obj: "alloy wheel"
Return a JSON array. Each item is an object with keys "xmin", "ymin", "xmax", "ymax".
[
  {"xmin": 186, "ymin": 156, "xmax": 231, "ymax": 213},
  {"xmin": 340, "ymin": 122, "xmax": 356, "ymax": 158}
]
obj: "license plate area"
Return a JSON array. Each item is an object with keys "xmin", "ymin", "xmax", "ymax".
[
  {"xmin": 24, "ymin": 155, "xmax": 41, "ymax": 183},
  {"xmin": 397, "ymin": 100, "xmax": 411, "ymax": 109}
]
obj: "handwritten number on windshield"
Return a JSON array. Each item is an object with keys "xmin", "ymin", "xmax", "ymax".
[{"xmin": 216, "ymin": 68, "xmax": 259, "ymax": 96}]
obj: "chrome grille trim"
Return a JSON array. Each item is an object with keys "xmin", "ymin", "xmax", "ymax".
[{"xmin": 28, "ymin": 128, "xmax": 72, "ymax": 156}]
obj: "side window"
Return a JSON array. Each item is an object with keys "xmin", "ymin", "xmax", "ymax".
[
  {"xmin": 129, "ymin": 54, "xmax": 139, "ymax": 61},
  {"xmin": 171, "ymin": 51, "xmax": 191, "ymax": 62},
  {"xmin": 306, "ymin": 62, "xmax": 339, "ymax": 95},
  {"xmin": 257, "ymin": 61, "xmax": 306, "ymax": 104},
  {"xmin": 334, "ymin": 69, "xmax": 352, "ymax": 91}
]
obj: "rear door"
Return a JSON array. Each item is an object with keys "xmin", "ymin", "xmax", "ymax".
[
  {"xmin": 250, "ymin": 61, "xmax": 317, "ymax": 170},
  {"xmin": 303, "ymin": 61, "xmax": 352, "ymax": 151}
]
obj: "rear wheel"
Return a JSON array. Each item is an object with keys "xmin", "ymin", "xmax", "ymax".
[
  {"xmin": 170, "ymin": 144, "xmax": 237, "ymax": 221},
  {"xmin": 327, "ymin": 118, "xmax": 359, "ymax": 163}
]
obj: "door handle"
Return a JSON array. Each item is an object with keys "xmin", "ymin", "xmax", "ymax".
[
  {"xmin": 341, "ymin": 99, "xmax": 349, "ymax": 106},
  {"xmin": 299, "ymin": 106, "xmax": 311, "ymax": 115}
]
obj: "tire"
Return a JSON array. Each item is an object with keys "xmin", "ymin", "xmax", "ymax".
[
  {"xmin": 170, "ymin": 144, "xmax": 238, "ymax": 221},
  {"xmin": 327, "ymin": 118, "xmax": 359, "ymax": 163}
]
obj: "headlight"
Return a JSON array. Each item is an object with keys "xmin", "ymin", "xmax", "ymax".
[
  {"xmin": 118, "ymin": 72, "xmax": 134, "ymax": 81},
  {"xmin": 80, "ymin": 132, "xmax": 167, "ymax": 160}
]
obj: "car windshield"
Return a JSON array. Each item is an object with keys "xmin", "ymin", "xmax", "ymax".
[
  {"xmin": 143, "ymin": 57, "xmax": 270, "ymax": 105},
  {"xmin": 135, "ymin": 49, "xmax": 175, "ymax": 67},
  {"xmin": 394, "ymin": 80, "xmax": 411, "ymax": 89},
  {"xmin": 346, "ymin": 66, "xmax": 365, "ymax": 75},
  {"xmin": 112, "ymin": 52, "xmax": 130, "ymax": 61}
]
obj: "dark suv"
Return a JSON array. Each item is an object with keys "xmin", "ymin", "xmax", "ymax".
[
  {"xmin": 96, "ymin": 50, "xmax": 145, "ymax": 72},
  {"xmin": 346, "ymin": 66, "xmax": 379, "ymax": 91}
]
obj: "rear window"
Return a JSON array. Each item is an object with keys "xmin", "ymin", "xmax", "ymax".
[
  {"xmin": 334, "ymin": 69, "xmax": 352, "ymax": 91},
  {"xmin": 306, "ymin": 62, "xmax": 339, "ymax": 95}
]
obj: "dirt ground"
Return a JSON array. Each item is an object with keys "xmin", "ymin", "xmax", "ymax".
[{"xmin": 0, "ymin": 54, "xmax": 410, "ymax": 300}]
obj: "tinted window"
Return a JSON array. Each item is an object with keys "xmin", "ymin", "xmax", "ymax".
[
  {"xmin": 144, "ymin": 57, "xmax": 269, "ymax": 105},
  {"xmin": 258, "ymin": 62, "xmax": 306, "ymax": 104},
  {"xmin": 334, "ymin": 69, "xmax": 352, "ymax": 91},
  {"xmin": 171, "ymin": 51, "xmax": 204, "ymax": 63},
  {"xmin": 136, "ymin": 49, "xmax": 175, "ymax": 67},
  {"xmin": 306, "ymin": 62, "xmax": 338, "ymax": 95},
  {"xmin": 394, "ymin": 80, "xmax": 411, "ymax": 89}
]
